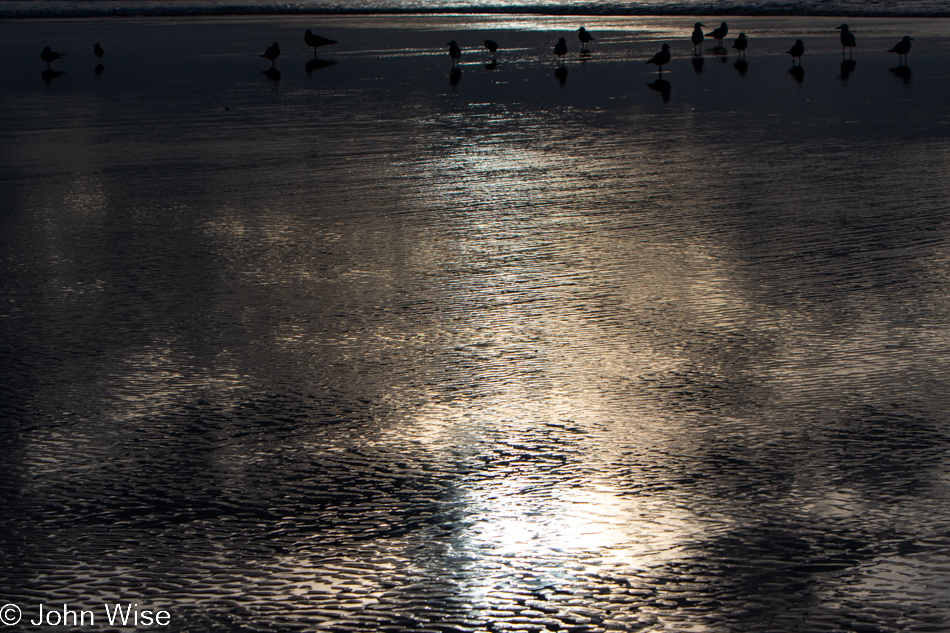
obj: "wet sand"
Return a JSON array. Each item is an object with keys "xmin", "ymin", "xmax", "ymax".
[{"xmin": 2, "ymin": 14, "xmax": 950, "ymax": 633}]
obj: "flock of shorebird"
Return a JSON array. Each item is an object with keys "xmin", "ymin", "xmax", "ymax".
[{"xmin": 38, "ymin": 23, "xmax": 916, "ymax": 76}]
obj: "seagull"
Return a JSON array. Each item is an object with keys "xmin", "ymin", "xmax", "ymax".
[
  {"xmin": 41, "ymin": 46, "xmax": 64, "ymax": 69},
  {"xmin": 836, "ymin": 24, "xmax": 856, "ymax": 57},
  {"xmin": 889, "ymin": 36, "xmax": 913, "ymax": 64},
  {"xmin": 261, "ymin": 42, "xmax": 280, "ymax": 67},
  {"xmin": 447, "ymin": 40, "xmax": 461, "ymax": 67},
  {"xmin": 304, "ymin": 30, "xmax": 337, "ymax": 58},
  {"xmin": 691, "ymin": 22, "xmax": 705, "ymax": 54},
  {"xmin": 554, "ymin": 37, "xmax": 568, "ymax": 64},
  {"xmin": 706, "ymin": 22, "xmax": 728, "ymax": 48},
  {"xmin": 578, "ymin": 27, "xmax": 594, "ymax": 52},
  {"xmin": 646, "ymin": 43, "xmax": 671, "ymax": 74},
  {"xmin": 93, "ymin": 42, "xmax": 105, "ymax": 64},
  {"xmin": 484, "ymin": 39, "xmax": 498, "ymax": 61},
  {"xmin": 732, "ymin": 33, "xmax": 748, "ymax": 58},
  {"xmin": 786, "ymin": 38, "xmax": 804, "ymax": 65}
]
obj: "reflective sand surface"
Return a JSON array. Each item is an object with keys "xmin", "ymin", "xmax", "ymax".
[{"xmin": 1, "ymin": 15, "xmax": 950, "ymax": 632}]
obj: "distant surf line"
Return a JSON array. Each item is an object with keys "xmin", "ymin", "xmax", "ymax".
[{"xmin": 4, "ymin": 0, "xmax": 950, "ymax": 19}]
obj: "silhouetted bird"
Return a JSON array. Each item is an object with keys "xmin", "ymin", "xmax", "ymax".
[
  {"xmin": 93, "ymin": 43, "xmax": 105, "ymax": 64},
  {"xmin": 706, "ymin": 22, "xmax": 728, "ymax": 48},
  {"xmin": 554, "ymin": 37, "xmax": 568, "ymax": 64},
  {"xmin": 732, "ymin": 33, "xmax": 748, "ymax": 58},
  {"xmin": 484, "ymin": 39, "xmax": 498, "ymax": 61},
  {"xmin": 578, "ymin": 27, "xmax": 594, "ymax": 52},
  {"xmin": 304, "ymin": 30, "xmax": 337, "ymax": 58},
  {"xmin": 447, "ymin": 40, "xmax": 461, "ymax": 67},
  {"xmin": 836, "ymin": 24, "xmax": 856, "ymax": 57},
  {"xmin": 646, "ymin": 44, "xmax": 671, "ymax": 74},
  {"xmin": 786, "ymin": 39, "xmax": 804, "ymax": 65},
  {"xmin": 261, "ymin": 42, "xmax": 280, "ymax": 67},
  {"xmin": 41, "ymin": 46, "xmax": 64, "ymax": 69},
  {"xmin": 889, "ymin": 36, "xmax": 913, "ymax": 65},
  {"xmin": 691, "ymin": 22, "xmax": 705, "ymax": 54}
]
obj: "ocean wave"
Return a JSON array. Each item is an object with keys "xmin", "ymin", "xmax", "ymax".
[{"xmin": 3, "ymin": 0, "xmax": 949, "ymax": 18}]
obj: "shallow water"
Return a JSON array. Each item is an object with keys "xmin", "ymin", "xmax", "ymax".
[{"xmin": 2, "ymin": 16, "xmax": 950, "ymax": 633}]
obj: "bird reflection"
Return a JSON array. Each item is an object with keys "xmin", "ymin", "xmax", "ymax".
[
  {"xmin": 41, "ymin": 68, "xmax": 64, "ymax": 83},
  {"xmin": 691, "ymin": 56, "xmax": 704, "ymax": 73},
  {"xmin": 485, "ymin": 60, "xmax": 498, "ymax": 71},
  {"xmin": 554, "ymin": 65, "xmax": 568, "ymax": 85},
  {"xmin": 264, "ymin": 67, "xmax": 281, "ymax": 81},
  {"xmin": 95, "ymin": 64, "xmax": 105, "ymax": 76},
  {"xmin": 450, "ymin": 68, "xmax": 461, "ymax": 85},
  {"xmin": 579, "ymin": 49, "xmax": 592, "ymax": 64},
  {"xmin": 839, "ymin": 59, "xmax": 856, "ymax": 80},
  {"xmin": 890, "ymin": 65, "xmax": 912, "ymax": 82},
  {"xmin": 306, "ymin": 58, "xmax": 337, "ymax": 73},
  {"xmin": 647, "ymin": 78, "xmax": 671, "ymax": 102},
  {"xmin": 734, "ymin": 59, "xmax": 748, "ymax": 76},
  {"xmin": 788, "ymin": 65, "xmax": 804, "ymax": 83}
]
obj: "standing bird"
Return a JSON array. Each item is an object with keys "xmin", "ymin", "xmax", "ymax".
[
  {"xmin": 732, "ymin": 33, "xmax": 748, "ymax": 58},
  {"xmin": 836, "ymin": 24, "xmax": 856, "ymax": 57},
  {"xmin": 447, "ymin": 40, "xmax": 461, "ymax": 67},
  {"xmin": 786, "ymin": 38, "xmax": 804, "ymax": 65},
  {"xmin": 578, "ymin": 27, "xmax": 594, "ymax": 52},
  {"xmin": 691, "ymin": 22, "xmax": 705, "ymax": 54},
  {"xmin": 646, "ymin": 43, "xmax": 672, "ymax": 74},
  {"xmin": 484, "ymin": 39, "xmax": 498, "ymax": 61},
  {"xmin": 889, "ymin": 36, "xmax": 913, "ymax": 65},
  {"xmin": 261, "ymin": 42, "xmax": 280, "ymax": 67},
  {"xmin": 304, "ymin": 30, "xmax": 337, "ymax": 58},
  {"xmin": 41, "ymin": 46, "xmax": 65, "ymax": 69},
  {"xmin": 554, "ymin": 37, "xmax": 568, "ymax": 64},
  {"xmin": 706, "ymin": 22, "xmax": 728, "ymax": 48},
  {"xmin": 93, "ymin": 42, "xmax": 105, "ymax": 64}
]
